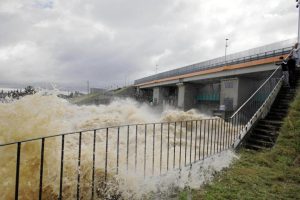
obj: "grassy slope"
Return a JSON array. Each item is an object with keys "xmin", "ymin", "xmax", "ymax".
[
  {"xmin": 69, "ymin": 87, "xmax": 134, "ymax": 105},
  {"xmin": 69, "ymin": 92, "xmax": 101, "ymax": 104},
  {"xmin": 180, "ymin": 89, "xmax": 300, "ymax": 200}
]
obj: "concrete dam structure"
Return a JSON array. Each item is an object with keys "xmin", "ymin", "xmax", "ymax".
[{"xmin": 134, "ymin": 39, "xmax": 295, "ymax": 115}]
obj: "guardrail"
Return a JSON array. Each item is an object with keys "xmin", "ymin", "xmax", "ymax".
[
  {"xmin": 0, "ymin": 118, "xmax": 239, "ymax": 200},
  {"xmin": 135, "ymin": 39, "xmax": 294, "ymax": 85},
  {"xmin": 229, "ymin": 65, "xmax": 284, "ymax": 148}
]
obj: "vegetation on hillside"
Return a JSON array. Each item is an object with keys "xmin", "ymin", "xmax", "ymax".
[
  {"xmin": 178, "ymin": 88, "xmax": 300, "ymax": 200},
  {"xmin": 69, "ymin": 86, "xmax": 136, "ymax": 105}
]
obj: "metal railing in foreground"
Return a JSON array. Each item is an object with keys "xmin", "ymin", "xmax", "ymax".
[
  {"xmin": 230, "ymin": 65, "xmax": 284, "ymax": 148},
  {"xmin": 0, "ymin": 118, "xmax": 239, "ymax": 200}
]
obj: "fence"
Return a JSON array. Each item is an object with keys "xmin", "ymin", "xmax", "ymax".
[
  {"xmin": 134, "ymin": 38, "xmax": 295, "ymax": 85},
  {"xmin": 0, "ymin": 117, "xmax": 241, "ymax": 200}
]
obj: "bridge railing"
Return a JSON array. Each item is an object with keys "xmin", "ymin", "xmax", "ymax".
[
  {"xmin": 135, "ymin": 43, "xmax": 293, "ymax": 85},
  {"xmin": 229, "ymin": 65, "xmax": 284, "ymax": 148},
  {"xmin": 0, "ymin": 117, "xmax": 239, "ymax": 200}
]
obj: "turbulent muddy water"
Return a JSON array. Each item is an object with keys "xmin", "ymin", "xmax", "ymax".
[{"xmin": 0, "ymin": 93, "xmax": 237, "ymax": 199}]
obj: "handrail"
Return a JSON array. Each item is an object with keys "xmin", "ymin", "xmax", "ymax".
[
  {"xmin": 0, "ymin": 119, "xmax": 215, "ymax": 147},
  {"xmin": 233, "ymin": 75, "xmax": 284, "ymax": 148},
  {"xmin": 230, "ymin": 65, "xmax": 281, "ymax": 118},
  {"xmin": 231, "ymin": 46, "xmax": 294, "ymax": 119}
]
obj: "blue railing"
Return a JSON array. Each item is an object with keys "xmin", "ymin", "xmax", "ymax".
[{"xmin": 196, "ymin": 93, "xmax": 220, "ymax": 101}]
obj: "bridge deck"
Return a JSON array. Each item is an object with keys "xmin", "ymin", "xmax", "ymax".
[{"xmin": 136, "ymin": 54, "xmax": 287, "ymax": 88}]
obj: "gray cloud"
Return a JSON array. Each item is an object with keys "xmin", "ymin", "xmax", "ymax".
[{"xmin": 0, "ymin": 0, "xmax": 298, "ymax": 91}]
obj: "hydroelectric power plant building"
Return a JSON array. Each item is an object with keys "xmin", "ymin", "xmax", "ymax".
[{"xmin": 134, "ymin": 39, "xmax": 295, "ymax": 115}]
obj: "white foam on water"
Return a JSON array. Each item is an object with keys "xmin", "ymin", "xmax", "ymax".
[
  {"xmin": 116, "ymin": 150, "xmax": 238, "ymax": 199},
  {"xmin": 0, "ymin": 93, "xmax": 237, "ymax": 199}
]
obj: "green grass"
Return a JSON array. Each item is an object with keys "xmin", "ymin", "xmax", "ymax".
[
  {"xmin": 69, "ymin": 92, "xmax": 101, "ymax": 104},
  {"xmin": 179, "ymin": 88, "xmax": 300, "ymax": 200},
  {"xmin": 69, "ymin": 86, "xmax": 134, "ymax": 105}
]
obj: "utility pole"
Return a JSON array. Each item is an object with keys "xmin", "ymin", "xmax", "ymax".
[
  {"xmin": 125, "ymin": 75, "xmax": 127, "ymax": 87},
  {"xmin": 297, "ymin": 0, "xmax": 300, "ymax": 44},
  {"xmin": 155, "ymin": 64, "xmax": 158, "ymax": 80},
  {"xmin": 87, "ymin": 80, "xmax": 89, "ymax": 94},
  {"xmin": 225, "ymin": 38, "xmax": 229, "ymax": 65}
]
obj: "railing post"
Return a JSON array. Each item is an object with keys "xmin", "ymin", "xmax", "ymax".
[
  {"xmin": 117, "ymin": 128, "xmax": 120, "ymax": 175},
  {"xmin": 127, "ymin": 126, "xmax": 130, "ymax": 172},
  {"xmin": 144, "ymin": 124, "xmax": 147, "ymax": 178},
  {"xmin": 92, "ymin": 130, "xmax": 96, "ymax": 200},
  {"xmin": 135, "ymin": 125, "xmax": 138, "ymax": 172},
  {"xmin": 77, "ymin": 132, "xmax": 82, "ymax": 200},
  {"xmin": 59, "ymin": 135, "xmax": 65, "ymax": 200},
  {"xmin": 15, "ymin": 142, "xmax": 21, "ymax": 200},
  {"xmin": 105, "ymin": 129, "xmax": 108, "ymax": 181},
  {"xmin": 39, "ymin": 139, "xmax": 45, "ymax": 200},
  {"xmin": 198, "ymin": 120, "xmax": 202, "ymax": 160},
  {"xmin": 167, "ymin": 123, "xmax": 170, "ymax": 171},
  {"xmin": 160, "ymin": 123, "xmax": 163, "ymax": 175},
  {"xmin": 194, "ymin": 120, "xmax": 198, "ymax": 162}
]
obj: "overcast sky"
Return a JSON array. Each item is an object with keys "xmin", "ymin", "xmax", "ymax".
[{"xmin": 0, "ymin": 0, "xmax": 298, "ymax": 91}]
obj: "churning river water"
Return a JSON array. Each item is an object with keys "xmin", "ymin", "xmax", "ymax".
[{"xmin": 0, "ymin": 93, "xmax": 237, "ymax": 199}]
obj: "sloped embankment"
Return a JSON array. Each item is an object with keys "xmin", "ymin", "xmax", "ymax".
[{"xmin": 181, "ymin": 87, "xmax": 300, "ymax": 199}]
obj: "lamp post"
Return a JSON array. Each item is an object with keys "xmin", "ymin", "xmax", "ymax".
[
  {"xmin": 297, "ymin": 0, "xmax": 300, "ymax": 44},
  {"xmin": 225, "ymin": 38, "xmax": 229, "ymax": 65},
  {"xmin": 87, "ymin": 80, "xmax": 89, "ymax": 94},
  {"xmin": 155, "ymin": 64, "xmax": 158, "ymax": 80}
]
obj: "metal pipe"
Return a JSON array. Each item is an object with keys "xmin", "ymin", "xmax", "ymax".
[
  {"xmin": 135, "ymin": 125, "xmax": 138, "ymax": 172},
  {"xmin": 190, "ymin": 121, "xmax": 193, "ymax": 166},
  {"xmin": 92, "ymin": 130, "xmax": 96, "ymax": 199},
  {"xmin": 179, "ymin": 122, "xmax": 182, "ymax": 169},
  {"xmin": 194, "ymin": 120, "xmax": 198, "ymax": 162},
  {"xmin": 144, "ymin": 124, "xmax": 147, "ymax": 178},
  {"xmin": 199, "ymin": 120, "xmax": 202, "ymax": 160},
  {"xmin": 167, "ymin": 123, "xmax": 170, "ymax": 171},
  {"xmin": 39, "ymin": 139, "xmax": 45, "ymax": 200},
  {"xmin": 152, "ymin": 124, "xmax": 155, "ymax": 175},
  {"xmin": 15, "ymin": 142, "xmax": 21, "ymax": 200},
  {"xmin": 105, "ymin": 129, "xmax": 108, "ymax": 181},
  {"xmin": 185, "ymin": 121, "xmax": 188, "ymax": 166},
  {"xmin": 173, "ymin": 122, "xmax": 177, "ymax": 169},
  {"xmin": 203, "ymin": 120, "xmax": 206, "ymax": 159},
  {"xmin": 59, "ymin": 135, "xmax": 65, "ymax": 200},
  {"xmin": 160, "ymin": 123, "xmax": 163, "ymax": 175},
  {"xmin": 77, "ymin": 132, "xmax": 82, "ymax": 200},
  {"xmin": 127, "ymin": 126, "xmax": 130, "ymax": 172},
  {"xmin": 117, "ymin": 128, "xmax": 120, "ymax": 174}
]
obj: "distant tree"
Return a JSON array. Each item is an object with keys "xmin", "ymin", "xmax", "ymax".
[{"xmin": 24, "ymin": 86, "xmax": 36, "ymax": 95}]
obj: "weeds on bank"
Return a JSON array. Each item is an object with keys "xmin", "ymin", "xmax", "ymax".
[{"xmin": 178, "ymin": 89, "xmax": 300, "ymax": 200}]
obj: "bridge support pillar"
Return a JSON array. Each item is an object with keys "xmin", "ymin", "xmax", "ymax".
[
  {"xmin": 153, "ymin": 87, "xmax": 167, "ymax": 106},
  {"xmin": 177, "ymin": 83, "xmax": 197, "ymax": 110}
]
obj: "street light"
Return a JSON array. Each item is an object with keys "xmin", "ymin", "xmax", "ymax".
[
  {"xmin": 297, "ymin": 0, "xmax": 300, "ymax": 44},
  {"xmin": 225, "ymin": 38, "xmax": 229, "ymax": 65},
  {"xmin": 155, "ymin": 64, "xmax": 158, "ymax": 80}
]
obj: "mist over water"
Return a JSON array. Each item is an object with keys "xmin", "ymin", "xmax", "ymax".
[{"xmin": 0, "ymin": 93, "xmax": 237, "ymax": 199}]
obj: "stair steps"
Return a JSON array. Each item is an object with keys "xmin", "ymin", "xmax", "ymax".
[{"xmin": 243, "ymin": 70, "xmax": 299, "ymax": 151}]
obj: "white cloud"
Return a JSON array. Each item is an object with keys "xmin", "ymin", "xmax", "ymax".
[{"xmin": 0, "ymin": 0, "xmax": 298, "ymax": 90}]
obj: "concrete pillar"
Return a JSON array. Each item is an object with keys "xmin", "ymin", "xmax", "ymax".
[
  {"xmin": 220, "ymin": 77, "xmax": 261, "ymax": 111},
  {"xmin": 152, "ymin": 87, "xmax": 169, "ymax": 106},
  {"xmin": 153, "ymin": 87, "xmax": 160, "ymax": 105},
  {"xmin": 177, "ymin": 83, "xmax": 197, "ymax": 110},
  {"xmin": 220, "ymin": 78, "xmax": 238, "ymax": 111}
]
